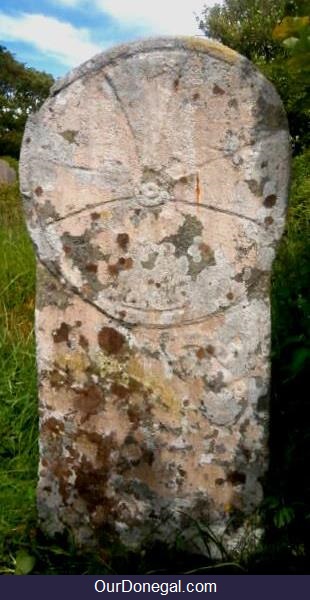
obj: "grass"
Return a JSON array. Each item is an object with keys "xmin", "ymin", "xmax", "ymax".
[
  {"xmin": 0, "ymin": 179, "xmax": 38, "ymax": 573},
  {"xmin": 0, "ymin": 149, "xmax": 309, "ymax": 573}
]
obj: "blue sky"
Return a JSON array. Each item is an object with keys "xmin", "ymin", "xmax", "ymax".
[{"xmin": 0, "ymin": 0, "xmax": 220, "ymax": 79}]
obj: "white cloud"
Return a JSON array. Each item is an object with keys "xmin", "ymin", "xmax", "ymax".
[
  {"xmin": 0, "ymin": 2, "xmax": 222, "ymax": 74},
  {"xmin": 94, "ymin": 0, "xmax": 218, "ymax": 35},
  {"xmin": 49, "ymin": 0, "xmax": 219, "ymax": 35},
  {"xmin": 0, "ymin": 12, "xmax": 102, "ymax": 67}
]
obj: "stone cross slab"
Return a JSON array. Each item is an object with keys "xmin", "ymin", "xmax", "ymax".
[{"xmin": 20, "ymin": 38, "xmax": 290, "ymax": 551}]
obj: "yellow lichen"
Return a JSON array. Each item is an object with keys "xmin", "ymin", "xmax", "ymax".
[
  {"xmin": 99, "ymin": 210, "xmax": 112, "ymax": 220},
  {"xmin": 126, "ymin": 357, "xmax": 145, "ymax": 382},
  {"xmin": 96, "ymin": 353, "xmax": 181, "ymax": 416},
  {"xmin": 96, "ymin": 351, "xmax": 130, "ymax": 386},
  {"xmin": 180, "ymin": 37, "xmax": 239, "ymax": 65},
  {"xmin": 127, "ymin": 357, "xmax": 181, "ymax": 415},
  {"xmin": 55, "ymin": 350, "xmax": 90, "ymax": 384}
]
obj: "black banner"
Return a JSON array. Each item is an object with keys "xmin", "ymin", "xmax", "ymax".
[{"xmin": 0, "ymin": 575, "xmax": 309, "ymax": 599}]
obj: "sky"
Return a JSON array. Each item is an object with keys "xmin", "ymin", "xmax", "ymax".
[{"xmin": 0, "ymin": 0, "xmax": 220, "ymax": 78}]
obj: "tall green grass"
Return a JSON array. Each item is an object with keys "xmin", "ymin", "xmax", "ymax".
[{"xmin": 0, "ymin": 179, "xmax": 37, "ymax": 571}]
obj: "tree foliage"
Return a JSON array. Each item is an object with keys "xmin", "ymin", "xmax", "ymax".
[
  {"xmin": 0, "ymin": 46, "xmax": 54, "ymax": 158},
  {"xmin": 198, "ymin": 0, "xmax": 287, "ymax": 62},
  {"xmin": 198, "ymin": 0, "xmax": 309, "ymax": 153}
]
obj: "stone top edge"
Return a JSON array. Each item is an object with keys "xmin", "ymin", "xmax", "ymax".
[{"xmin": 51, "ymin": 36, "xmax": 242, "ymax": 95}]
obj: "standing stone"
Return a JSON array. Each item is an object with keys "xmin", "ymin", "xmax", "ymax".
[{"xmin": 19, "ymin": 38, "xmax": 290, "ymax": 552}]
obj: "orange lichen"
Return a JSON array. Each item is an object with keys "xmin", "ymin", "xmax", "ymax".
[
  {"xmin": 195, "ymin": 173, "xmax": 201, "ymax": 204},
  {"xmin": 98, "ymin": 327, "xmax": 126, "ymax": 354},
  {"xmin": 196, "ymin": 347, "xmax": 206, "ymax": 360},
  {"xmin": 74, "ymin": 384, "xmax": 105, "ymax": 413},
  {"xmin": 85, "ymin": 263, "xmax": 98, "ymax": 273},
  {"xmin": 264, "ymin": 194, "xmax": 277, "ymax": 208},
  {"xmin": 35, "ymin": 186, "xmax": 43, "ymax": 196},
  {"xmin": 52, "ymin": 322, "xmax": 70, "ymax": 343},
  {"xmin": 116, "ymin": 232, "xmax": 130, "ymax": 250}
]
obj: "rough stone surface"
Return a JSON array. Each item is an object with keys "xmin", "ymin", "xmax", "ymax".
[
  {"xmin": 0, "ymin": 159, "xmax": 16, "ymax": 184},
  {"xmin": 19, "ymin": 37, "xmax": 290, "ymax": 552}
]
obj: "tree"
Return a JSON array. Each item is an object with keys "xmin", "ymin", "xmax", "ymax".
[
  {"xmin": 198, "ymin": 0, "xmax": 287, "ymax": 62},
  {"xmin": 198, "ymin": 0, "xmax": 309, "ymax": 153},
  {"xmin": 0, "ymin": 46, "xmax": 54, "ymax": 159},
  {"xmin": 263, "ymin": 2, "xmax": 309, "ymax": 153}
]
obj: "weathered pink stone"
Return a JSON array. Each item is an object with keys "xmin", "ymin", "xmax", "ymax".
[{"xmin": 19, "ymin": 38, "xmax": 290, "ymax": 552}]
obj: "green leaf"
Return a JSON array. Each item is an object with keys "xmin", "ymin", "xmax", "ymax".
[
  {"xmin": 274, "ymin": 506, "xmax": 295, "ymax": 528},
  {"xmin": 48, "ymin": 545, "xmax": 71, "ymax": 556},
  {"xmin": 14, "ymin": 550, "xmax": 36, "ymax": 575},
  {"xmin": 283, "ymin": 36, "xmax": 299, "ymax": 47},
  {"xmin": 264, "ymin": 496, "xmax": 280, "ymax": 510},
  {"xmin": 290, "ymin": 347, "xmax": 310, "ymax": 375}
]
